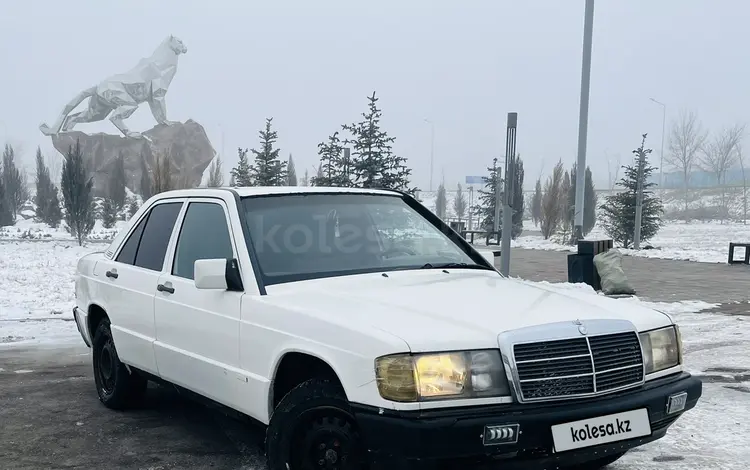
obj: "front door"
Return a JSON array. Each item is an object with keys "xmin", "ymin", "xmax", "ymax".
[{"xmin": 153, "ymin": 198, "xmax": 243, "ymax": 408}]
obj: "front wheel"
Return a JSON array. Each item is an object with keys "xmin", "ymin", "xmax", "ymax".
[
  {"xmin": 92, "ymin": 318, "xmax": 147, "ymax": 410},
  {"xmin": 266, "ymin": 378, "xmax": 365, "ymax": 470}
]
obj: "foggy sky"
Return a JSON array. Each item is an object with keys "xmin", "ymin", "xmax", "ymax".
[{"xmin": 1, "ymin": 0, "xmax": 747, "ymax": 191}]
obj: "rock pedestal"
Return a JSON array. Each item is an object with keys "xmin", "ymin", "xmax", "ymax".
[{"xmin": 50, "ymin": 119, "xmax": 215, "ymax": 197}]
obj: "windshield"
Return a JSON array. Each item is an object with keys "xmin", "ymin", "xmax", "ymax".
[{"xmin": 241, "ymin": 193, "xmax": 479, "ymax": 285}]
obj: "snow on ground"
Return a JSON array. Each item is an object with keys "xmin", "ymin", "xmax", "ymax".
[
  {"xmin": 513, "ymin": 219, "xmax": 750, "ymax": 264},
  {"xmin": 1, "ymin": 240, "xmax": 748, "ymax": 468},
  {"xmin": 0, "ymin": 218, "xmax": 128, "ymax": 242},
  {"xmin": 0, "ymin": 240, "xmax": 109, "ymax": 347}
]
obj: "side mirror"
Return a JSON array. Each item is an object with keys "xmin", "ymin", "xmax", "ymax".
[{"xmin": 194, "ymin": 258, "xmax": 244, "ymax": 291}]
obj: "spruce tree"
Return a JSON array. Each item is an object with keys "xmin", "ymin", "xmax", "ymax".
[
  {"xmin": 286, "ymin": 154, "xmax": 297, "ymax": 186},
  {"xmin": 139, "ymin": 153, "xmax": 151, "ymax": 200},
  {"xmin": 109, "ymin": 153, "xmax": 127, "ymax": 210},
  {"xmin": 342, "ymin": 92, "xmax": 414, "ymax": 191},
  {"xmin": 435, "ymin": 182, "xmax": 447, "ymax": 219},
  {"xmin": 312, "ymin": 132, "xmax": 348, "ymax": 186},
  {"xmin": 453, "ymin": 184, "xmax": 467, "ymax": 226},
  {"xmin": 127, "ymin": 197, "xmax": 140, "ymax": 219},
  {"xmin": 600, "ymin": 134, "xmax": 663, "ymax": 248},
  {"xmin": 250, "ymin": 118, "xmax": 287, "ymax": 186},
  {"xmin": 34, "ymin": 147, "xmax": 62, "ymax": 227},
  {"xmin": 301, "ymin": 169, "xmax": 309, "ymax": 187},
  {"xmin": 531, "ymin": 178, "xmax": 542, "ymax": 226},
  {"xmin": 583, "ymin": 166, "xmax": 597, "ymax": 236},
  {"xmin": 473, "ymin": 158, "xmax": 501, "ymax": 231},
  {"xmin": 230, "ymin": 148, "xmax": 253, "ymax": 186},
  {"xmin": 34, "ymin": 147, "xmax": 52, "ymax": 222},
  {"xmin": 46, "ymin": 186, "xmax": 62, "ymax": 228},
  {"xmin": 207, "ymin": 155, "xmax": 224, "ymax": 187},
  {"xmin": 2, "ymin": 144, "xmax": 24, "ymax": 223},
  {"xmin": 61, "ymin": 139, "xmax": 95, "ymax": 245},
  {"xmin": 101, "ymin": 198, "xmax": 118, "ymax": 228}
]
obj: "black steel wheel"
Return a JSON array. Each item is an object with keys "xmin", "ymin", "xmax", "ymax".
[
  {"xmin": 91, "ymin": 318, "xmax": 147, "ymax": 410},
  {"xmin": 266, "ymin": 379, "xmax": 365, "ymax": 470}
]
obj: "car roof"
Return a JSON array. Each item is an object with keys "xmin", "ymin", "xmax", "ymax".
[{"xmin": 153, "ymin": 186, "xmax": 402, "ymax": 198}]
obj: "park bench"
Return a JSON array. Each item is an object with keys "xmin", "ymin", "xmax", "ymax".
[
  {"xmin": 728, "ymin": 242, "xmax": 750, "ymax": 264},
  {"xmin": 460, "ymin": 230, "xmax": 501, "ymax": 246}
]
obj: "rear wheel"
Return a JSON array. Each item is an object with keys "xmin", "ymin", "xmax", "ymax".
[
  {"xmin": 92, "ymin": 318, "xmax": 147, "ymax": 410},
  {"xmin": 266, "ymin": 378, "xmax": 365, "ymax": 470}
]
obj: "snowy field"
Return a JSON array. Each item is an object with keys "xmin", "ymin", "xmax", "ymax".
[
  {"xmin": 417, "ymin": 187, "xmax": 750, "ymax": 264},
  {"xmin": 1, "ymin": 240, "xmax": 748, "ymax": 468},
  {"xmin": 513, "ymin": 220, "xmax": 750, "ymax": 264}
]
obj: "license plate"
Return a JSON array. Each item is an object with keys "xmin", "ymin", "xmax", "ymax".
[{"xmin": 551, "ymin": 408, "xmax": 651, "ymax": 452}]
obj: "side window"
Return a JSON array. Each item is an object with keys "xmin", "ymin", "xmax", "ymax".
[
  {"xmin": 133, "ymin": 202, "xmax": 183, "ymax": 271},
  {"xmin": 115, "ymin": 215, "xmax": 148, "ymax": 265},
  {"xmin": 172, "ymin": 202, "xmax": 234, "ymax": 280}
]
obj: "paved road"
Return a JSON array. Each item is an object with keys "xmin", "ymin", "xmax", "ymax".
[
  {"xmin": 499, "ymin": 247, "xmax": 750, "ymax": 304},
  {"xmin": 0, "ymin": 346, "xmax": 266, "ymax": 470}
]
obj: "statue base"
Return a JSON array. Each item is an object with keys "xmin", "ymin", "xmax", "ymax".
[{"xmin": 50, "ymin": 119, "xmax": 216, "ymax": 198}]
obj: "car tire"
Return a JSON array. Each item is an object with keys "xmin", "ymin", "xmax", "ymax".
[
  {"xmin": 265, "ymin": 378, "xmax": 366, "ymax": 470},
  {"xmin": 92, "ymin": 318, "xmax": 147, "ymax": 410},
  {"xmin": 571, "ymin": 451, "xmax": 627, "ymax": 469}
]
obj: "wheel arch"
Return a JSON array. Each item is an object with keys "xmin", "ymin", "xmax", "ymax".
[
  {"xmin": 87, "ymin": 303, "xmax": 109, "ymax": 339},
  {"xmin": 268, "ymin": 350, "xmax": 347, "ymax": 418}
]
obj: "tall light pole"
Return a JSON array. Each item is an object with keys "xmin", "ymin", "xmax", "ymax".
[
  {"xmin": 424, "ymin": 118, "xmax": 435, "ymax": 191},
  {"xmin": 573, "ymin": 0, "xmax": 595, "ymax": 242},
  {"xmin": 649, "ymin": 98, "xmax": 666, "ymax": 197}
]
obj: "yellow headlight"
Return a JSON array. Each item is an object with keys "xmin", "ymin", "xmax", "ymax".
[
  {"xmin": 375, "ymin": 350, "xmax": 510, "ymax": 402},
  {"xmin": 375, "ymin": 355, "xmax": 417, "ymax": 402},
  {"xmin": 414, "ymin": 353, "xmax": 467, "ymax": 398}
]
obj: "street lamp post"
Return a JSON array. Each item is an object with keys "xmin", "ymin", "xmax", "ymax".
[
  {"xmin": 424, "ymin": 119, "xmax": 435, "ymax": 192},
  {"xmin": 573, "ymin": 0, "xmax": 595, "ymax": 242},
  {"xmin": 649, "ymin": 98, "xmax": 666, "ymax": 197}
]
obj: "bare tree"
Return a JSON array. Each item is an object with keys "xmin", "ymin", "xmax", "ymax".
[
  {"xmin": 207, "ymin": 155, "xmax": 224, "ymax": 187},
  {"xmin": 540, "ymin": 160, "xmax": 564, "ymax": 239},
  {"xmin": 453, "ymin": 183, "xmax": 467, "ymax": 226},
  {"xmin": 739, "ymin": 144, "xmax": 747, "ymax": 224},
  {"xmin": 605, "ymin": 150, "xmax": 622, "ymax": 192},
  {"xmin": 699, "ymin": 123, "xmax": 745, "ymax": 222},
  {"xmin": 665, "ymin": 110, "xmax": 707, "ymax": 218},
  {"xmin": 151, "ymin": 152, "xmax": 173, "ymax": 195}
]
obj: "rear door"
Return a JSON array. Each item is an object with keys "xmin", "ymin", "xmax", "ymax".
[
  {"xmin": 153, "ymin": 198, "xmax": 244, "ymax": 407},
  {"xmin": 95, "ymin": 199, "xmax": 183, "ymax": 374}
]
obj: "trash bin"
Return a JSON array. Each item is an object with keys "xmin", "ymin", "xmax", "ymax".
[{"xmin": 567, "ymin": 239, "xmax": 613, "ymax": 291}]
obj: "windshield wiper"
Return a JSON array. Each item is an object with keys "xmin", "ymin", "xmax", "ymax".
[{"xmin": 420, "ymin": 262, "xmax": 494, "ymax": 270}]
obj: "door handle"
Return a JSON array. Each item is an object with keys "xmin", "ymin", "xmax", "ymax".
[
  {"xmin": 105, "ymin": 270, "xmax": 118, "ymax": 279},
  {"xmin": 157, "ymin": 283, "xmax": 175, "ymax": 294}
]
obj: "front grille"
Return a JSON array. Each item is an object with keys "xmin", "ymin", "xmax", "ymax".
[{"xmin": 513, "ymin": 331, "xmax": 644, "ymax": 401}]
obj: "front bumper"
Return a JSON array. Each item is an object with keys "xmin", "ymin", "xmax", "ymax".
[
  {"xmin": 353, "ymin": 372, "xmax": 701, "ymax": 469},
  {"xmin": 72, "ymin": 307, "xmax": 92, "ymax": 348}
]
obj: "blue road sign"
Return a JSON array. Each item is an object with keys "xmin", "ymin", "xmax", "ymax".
[{"xmin": 465, "ymin": 176, "xmax": 484, "ymax": 184}]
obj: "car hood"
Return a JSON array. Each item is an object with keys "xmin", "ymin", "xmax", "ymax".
[{"xmin": 264, "ymin": 270, "xmax": 673, "ymax": 352}]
